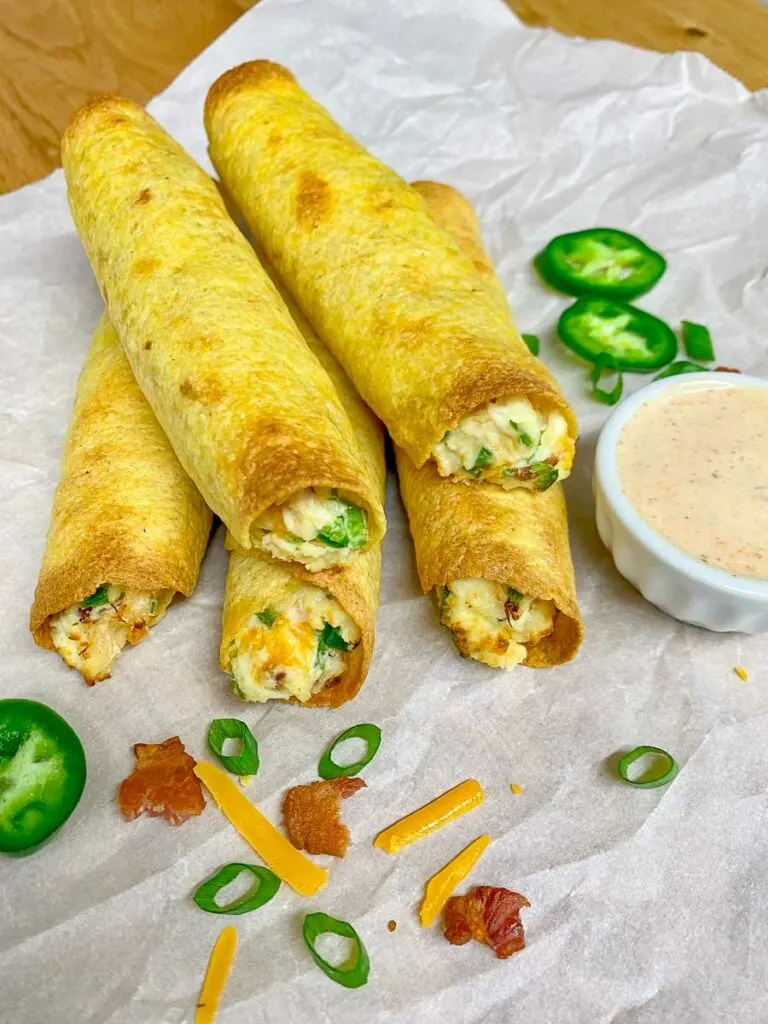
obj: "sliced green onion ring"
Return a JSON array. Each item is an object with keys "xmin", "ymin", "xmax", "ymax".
[
  {"xmin": 590, "ymin": 354, "xmax": 623, "ymax": 406},
  {"xmin": 318, "ymin": 723, "xmax": 382, "ymax": 780},
  {"xmin": 208, "ymin": 718, "xmax": 260, "ymax": 776},
  {"xmin": 653, "ymin": 359, "xmax": 706, "ymax": 382},
  {"xmin": 521, "ymin": 333, "xmax": 540, "ymax": 356},
  {"xmin": 681, "ymin": 320, "xmax": 715, "ymax": 362},
  {"xmin": 302, "ymin": 912, "xmax": 370, "ymax": 989},
  {"xmin": 618, "ymin": 745, "xmax": 679, "ymax": 789},
  {"xmin": 193, "ymin": 862, "xmax": 280, "ymax": 915}
]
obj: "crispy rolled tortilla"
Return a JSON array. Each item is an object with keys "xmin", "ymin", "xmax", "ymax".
[
  {"xmin": 396, "ymin": 182, "xmax": 582, "ymax": 669},
  {"xmin": 30, "ymin": 314, "xmax": 212, "ymax": 683},
  {"xmin": 205, "ymin": 60, "xmax": 577, "ymax": 492},
  {"xmin": 61, "ymin": 96, "xmax": 385, "ymax": 570},
  {"xmin": 221, "ymin": 251, "xmax": 385, "ymax": 707}
]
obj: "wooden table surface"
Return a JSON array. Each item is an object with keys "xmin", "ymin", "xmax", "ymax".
[{"xmin": 1, "ymin": 0, "xmax": 767, "ymax": 194}]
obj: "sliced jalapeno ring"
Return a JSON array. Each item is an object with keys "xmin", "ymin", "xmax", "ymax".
[
  {"xmin": 193, "ymin": 862, "xmax": 281, "ymax": 915},
  {"xmin": 558, "ymin": 296, "xmax": 677, "ymax": 372},
  {"xmin": 535, "ymin": 228, "xmax": 667, "ymax": 299},
  {"xmin": 207, "ymin": 718, "xmax": 260, "ymax": 777},
  {"xmin": 302, "ymin": 912, "xmax": 370, "ymax": 988},
  {"xmin": 318, "ymin": 723, "xmax": 382, "ymax": 780},
  {"xmin": 618, "ymin": 745, "xmax": 679, "ymax": 789}
]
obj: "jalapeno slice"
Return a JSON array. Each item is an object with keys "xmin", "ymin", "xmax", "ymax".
[
  {"xmin": 0, "ymin": 699, "xmax": 87, "ymax": 854},
  {"xmin": 535, "ymin": 228, "xmax": 666, "ymax": 299},
  {"xmin": 558, "ymin": 296, "xmax": 677, "ymax": 372}
]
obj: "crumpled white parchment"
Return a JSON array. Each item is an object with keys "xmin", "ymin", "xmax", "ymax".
[{"xmin": 1, "ymin": 0, "xmax": 768, "ymax": 1021}]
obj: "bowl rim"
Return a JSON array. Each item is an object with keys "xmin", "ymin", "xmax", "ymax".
[{"xmin": 594, "ymin": 371, "xmax": 768, "ymax": 601}]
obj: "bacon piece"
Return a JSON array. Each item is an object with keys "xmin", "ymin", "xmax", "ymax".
[
  {"xmin": 117, "ymin": 736, "xmax": 205, "ymax": 826},
  {"xmin": 444, "ymin": 886, "xmax": 530, "ymax": 959},
  {"xmin": 715, "ymin": 365, "xmax": 741, "ymax": 374},
  {"xmin": 282, "ymin": 777, "xmax": 366, "ymax": 857}
]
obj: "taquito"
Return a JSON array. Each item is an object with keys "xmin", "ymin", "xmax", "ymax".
[
  {"xmin": 221, "ymin": 255, "xmax": 385, "ymax": 707},
  {"xmin": 30, "ymin": 314, "xmax": 212, "ymax": 683},
  {"xmin": 396, "ymin": 182, "xmax": 582, "ymax": 669},
  {"xmin": 61, "ymin": 96, "xmax": 385, "ymax": 570},
  {"xmin": 205, "ymin": 60, "xmax": 577, "ymax": 492}
]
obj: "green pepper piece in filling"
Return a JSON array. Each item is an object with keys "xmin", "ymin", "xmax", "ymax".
[
  {"xmin": 527, "ymin": 462, "xmax": 559, "ymax": 491},
  {"xmin": 80, "ymin": 584, "xmax": 110, "ymax": 609},
  {"xmin": 317, "ymin": 503, "xmax": 369, "ymax": 550},
  {"xmin": 345, "ymin": 506, "xmax": 368, "ymax": 549},
  {"xmin": 256, "ymin": 608, "xmax": 277, "ymax": 627},
  {"xmin": 507, "ymin": 587, "xmax": 524, "ymax": 603},
  {"xmin": 535, "ymin": 228, "xmax": 667, "ymax": 300},
  {"xmin": 509, "ymin": 421, "xmax": 534, "ymax": 447},
  {"xmin": 318, "ymin": 622, "xmax": 354, "ymax": 656},
  {"xmin": 557, "ymin": 296, "xmax": 677, "ymax": 372},
  {"xmin": 0, "ymin": 699, "xmax": 87, "ymax": 855},
  {"xmin": 471, "ymin": 447, "xmax": 494, "ymax": 476}
]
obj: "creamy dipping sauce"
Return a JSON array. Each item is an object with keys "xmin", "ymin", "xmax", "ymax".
[{"xmin": 618, "ymin": 384, "xmax": 768, "ymax": 580}]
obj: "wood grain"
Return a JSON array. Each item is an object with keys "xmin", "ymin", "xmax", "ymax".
[{"xmin": 1, "ymin": 0, "xmax": 767, "ymax": 193}]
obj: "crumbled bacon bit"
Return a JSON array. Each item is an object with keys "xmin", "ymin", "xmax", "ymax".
[
  {"xmin": 504, "ymin": 598, "xmax": 522, "ymax": 623},
  {"xmin": 282, "ymin": 777, "xmax": 366, "ymax": 857},
  {"xmin": 715, "ymin": 366, "xmax": 741, "ymax": 373},
  {"xmin": 387, "ymin": 920, "xmax": 397, "ymax": 932},
  {"xmin": 444, "ymin": 886, "xmax": 530, "ymax": 959},
  {"xmin": 117, "ymin": 736, "xmax": 205, "ymax": 826}
]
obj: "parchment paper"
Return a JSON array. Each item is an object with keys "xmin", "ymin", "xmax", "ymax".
[{"xmin": 2, "ymin": 1, "xmax": 768, "ymax": 1021}]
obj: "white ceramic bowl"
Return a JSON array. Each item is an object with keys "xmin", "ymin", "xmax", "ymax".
[{"xmin": 594, "ymin": 372, "xmax": 768, "ymax": 633}]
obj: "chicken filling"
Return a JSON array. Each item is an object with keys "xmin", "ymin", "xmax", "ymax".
[
  {"xmin": 253, "ymin": 488, "xmax": 369, "ymax": 571},
  {"xmin": 228, "ymin": 585, "xmax": 360, "ymax": 704},
  {"xmin": 49, "ymin": 584, "xmax": 174, "ymax": 683},
  {"xmin": 439, "ymin": 578, "xmax": 556, "ymax": 669},
  {"xmin": 433, "ymin": 398, "xmax": 573, "ymax": 490}
]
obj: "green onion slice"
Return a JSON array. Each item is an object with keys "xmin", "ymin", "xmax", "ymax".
[
  {"xmin": 207, "ymin": 718, "xmax": 260, "ymax": 777},
  {"xmin": 521, "ymin": 333, "xmax": 540, "ymax": 356},
  {"xmin": 653, "ymin": 359, "xmax": 706, "ymax": 381},
  {"xmin": 302, "ymin": 912, "xmax": 370, "ymax": 989},
  {"xmin": 618, "ymin": 745, "xmax": 679, "ymax": 789},
  {"xmin": 193, "ymin": 862, "xmax": 280, "ymax": 915},
  {"xmin": 681, "ymin": 320, "xmax": 715, "ymax": 362},
  {"xmin": 256, "ymin": 608, "xmax": 277, "ymax": 627},
  {"xmin": 590, "ymin": 354, "xmax": 623, "ymax": 406},
  {"xmin": 529, "ymin": 462, "xmax": 559, "ymax": 491},
  {"xmin": 80, "ymin": 584, "xmax": 110, "ymax": 609},
  {"xmin": 318, "ymin": 723, "xmax": 382, "ymax": 780}
]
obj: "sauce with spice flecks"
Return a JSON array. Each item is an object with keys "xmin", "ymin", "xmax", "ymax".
[{"xmin": 618, "ymin": 384, "xmax": 768, "ymax": 580}]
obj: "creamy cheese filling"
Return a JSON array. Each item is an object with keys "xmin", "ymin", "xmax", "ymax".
[
  {"xmin": 228, "ymin": 584, "xmax": 360, "ymax": 704},
  {"xmin": 49, "ymin": 584, "xmax": 174, "ymax": 683},
  {"xmin": 432, "ymin": 398, "xmax": 573, "ymax": 489},
  {"xmin": 253, "ymin": 488, "xmax": 369, "ymax": 571},
  {"xmin": 439, "ymin": 577, "xmax": 556, "ymax": 670}
]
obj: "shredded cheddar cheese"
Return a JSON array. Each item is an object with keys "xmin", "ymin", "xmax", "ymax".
[
  {"xmin": 734, "ymin": 665, "xmax": 749, "ymax": 682},
  {"xmin": 373, "ymin": 779, "xmax": 484, "ymax": 854},
  {"xmin": 510, "ymin": 784, "xmax": 523, "ymax": 795},
  {"xmin": 195, "ymin": 926, "xmax": 237, "ymax": 1024},
  {"xmin": 419, "ymin": 834, "xmax": 490, "ymax": 928},
  {"xmin": 193, "ymin": 761, "xmax": 328, "ymax": 896}
]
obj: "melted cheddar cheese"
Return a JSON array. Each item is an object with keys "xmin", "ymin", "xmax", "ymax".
[{"xmin": 228, "ymin": 585, "xmax": 359, "ymax": 703}]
